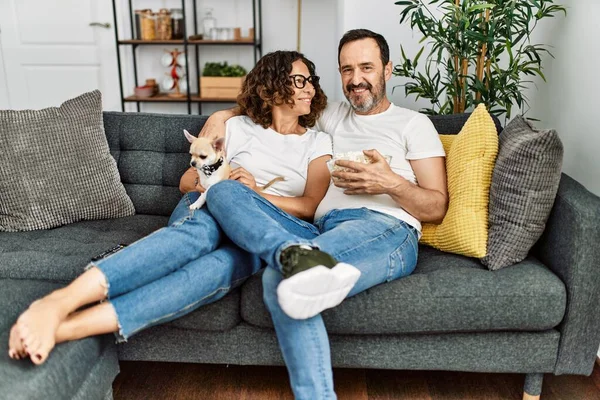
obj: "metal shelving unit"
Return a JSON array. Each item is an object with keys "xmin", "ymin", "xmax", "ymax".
[{"xmin": 111, "ymin": 0, "xmax": 262, "ymax": 114}]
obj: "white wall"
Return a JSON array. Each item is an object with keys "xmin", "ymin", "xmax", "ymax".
[
  {"xmin": 526, "ymin": 0, "xmax": 600, "ymax": 196},
  {"xmin": 0, "ymin": 39, "xmax": 9, "ymax": 109}
]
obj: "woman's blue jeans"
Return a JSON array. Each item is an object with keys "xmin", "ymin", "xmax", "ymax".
[
  {"xmin": 206, "ymin": 180, "xmax": 419, "ymax": 400},
  {"xmin": 91, "ymin": 192, "xmax": 264, "ymax": 341}
]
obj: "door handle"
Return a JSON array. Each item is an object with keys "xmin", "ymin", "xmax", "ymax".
[{"xmin": 89, "ymin": 22, "xmax": 111, "ymax": 29}]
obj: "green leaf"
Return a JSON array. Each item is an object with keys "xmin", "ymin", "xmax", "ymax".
[{"xmin": 414, "ymin": 46, "xmax": 425, "ymax": 65}]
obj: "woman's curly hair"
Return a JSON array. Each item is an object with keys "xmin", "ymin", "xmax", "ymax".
[{"xmin": 237, "ymin": 51, "xmax": 327, "ymax": 129}]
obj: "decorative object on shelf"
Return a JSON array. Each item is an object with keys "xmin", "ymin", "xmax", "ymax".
[
  {"xmin": 145, "ymin": 78, "xmax": 159, "ymax": 95},
  {"xmin": 140, "ymin": 10, "xmax": 156, "ymax": 40},
  {"xmin": 162, "ymin": 48, "xmax": 187, "ymax": 98},
  {"xmin": 392, "ymin": 0, "xmax": 566, "ymax": 118},
  {"xmin": 200, "ymin": 62, "xmax": 246, "ymax": 98},
  {"xmin": 134, "ymin": 9, "xmax": 151, "ymax": 40},
  {"xmin": 156, "ymin": 8, "xmax": 172, "ymax": 40},
  {"xmin": 134, "ymin": 85, "xmax": 154, "ymax": 98},
  {"xmin": 171, "ymin": 8, "xmax": 184, "ymax": 39},
  {"xmin": 202, "ymin": 8, "xmax": 217, "ymax": 39}
]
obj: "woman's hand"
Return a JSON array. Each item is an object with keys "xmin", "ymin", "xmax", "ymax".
[
  {"xmin": 179, "ymin": 167, "xmax": 206, "ymax": 194},
  {"xmin": 230, "ymin": 167, "xmax": 258, "ymax": 192}
]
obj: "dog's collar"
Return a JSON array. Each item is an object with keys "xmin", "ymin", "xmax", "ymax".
[{"xmin": 200, "ymin": 157, "xmax": 224, "ymax": 177}]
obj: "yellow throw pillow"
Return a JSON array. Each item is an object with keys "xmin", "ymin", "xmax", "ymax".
[{"xmin": 420, "ymin": 104, "xmax": 499, "ymax": 258}]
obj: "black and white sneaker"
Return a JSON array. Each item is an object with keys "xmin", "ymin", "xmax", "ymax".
[{"xmin": 277, "ymin": 245, "xmax": 361, "ymax": 320}]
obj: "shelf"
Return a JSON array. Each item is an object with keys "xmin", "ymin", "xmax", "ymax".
[
  {"xmin": 112, "ymin": 0, "xmax": 262, "ymax": 113},
  {"xmin": 119, "ymin": 39, "xmax": 186, "ymax": 45},
  {"xmin": 124, "ymin": 93, "xmax": 237, "ymax": 103},
  {"xmin": 189, "ymin": 39, "xmax": 257, "ymax": 45},
  {"xmin": 119, "ymin": 39, "xmax": 257, "ymax": 46}
]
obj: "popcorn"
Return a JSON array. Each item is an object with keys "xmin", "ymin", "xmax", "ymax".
[{"xmin": 326, "ymin": 151, "xmax": 392, "ymax": 174}]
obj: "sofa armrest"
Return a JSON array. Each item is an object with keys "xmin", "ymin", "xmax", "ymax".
[{"xmin": 532, "ymin": 173, "xmax": 600, "ymax": 375}]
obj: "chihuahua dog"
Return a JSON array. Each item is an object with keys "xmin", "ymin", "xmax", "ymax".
[
  {"xmin": 184, "ymin": 129, "xmax": 231, "ymax": 210},
  {"xmin": 184, "ymin": 129, "xmax": 286, "ymax": 210}
]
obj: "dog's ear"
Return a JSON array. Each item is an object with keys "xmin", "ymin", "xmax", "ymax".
[
  {"xmin": 212, "ymin": 137, "xmax": 226, "ymax": 152},
  {"xmin": 184, "ymin": 129, "xmax": 197, "ymax": 144}
]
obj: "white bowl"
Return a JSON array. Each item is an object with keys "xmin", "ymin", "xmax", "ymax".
[{"xmin": 327, "ymin": 151, "xmax": 392, "ymax": 174}]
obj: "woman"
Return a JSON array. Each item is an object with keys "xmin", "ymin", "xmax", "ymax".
[{"xmin": 7, "ymin": 50, "xmax": 332, "ymax": 365}]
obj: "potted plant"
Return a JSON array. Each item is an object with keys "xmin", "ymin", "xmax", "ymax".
[
  {"xmin": 200, "ymin": 62, "xmax": 247, "ymax": 99},
  {"xmin": 392, "ymin": 0, "xmax": 566, "ymax": 118}
]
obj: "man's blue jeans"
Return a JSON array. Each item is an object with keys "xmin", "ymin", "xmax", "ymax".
[
  {"xmin": 90, "ymin": 192, "xmax": 264, "ymax": 341},
  {"xmin": 207, "ymin": 180, "xmax": 419, "ymax": 400}
]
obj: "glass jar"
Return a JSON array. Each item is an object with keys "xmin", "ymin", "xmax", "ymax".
[
  {"xmin": 170, "ymin": 8, "xmax": 184, "ymax": 39},
  {"xmin": 156, "ymin": 9, "xmax": 172, "ymax": 40},
  {"xmin": 140, "ymin": 10, "xmax": 156, "ymax": 40},
  {"xmin": 202, "ymin": 8, "xmax": 217, "ymax": 39},
  {"xmin": 134, "ymin": 10, "xmax": 146, "ymax": 40}
]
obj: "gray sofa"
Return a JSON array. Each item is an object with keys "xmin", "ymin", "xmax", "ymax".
[{"xmin": 1, "ymin": 111, "xmax": 599, "ymax": 400}]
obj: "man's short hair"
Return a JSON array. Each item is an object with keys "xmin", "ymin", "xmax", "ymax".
[{"xmin": 337, "ymin": 29, "xmax": 390, "ymax": 67}]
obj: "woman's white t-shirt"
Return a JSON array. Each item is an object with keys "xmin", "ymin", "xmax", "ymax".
[{"xmin": 225, "ymin": 116, "xmax": 333, "ymax": 197}]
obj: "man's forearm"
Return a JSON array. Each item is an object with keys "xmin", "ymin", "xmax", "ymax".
[
  {"xmin": 387, "ymin": 178, "xmax": 448, "ymax": 224},
  {"xmin": 199, "ymin": 106, "xmax": 241, "ymax": 140}
]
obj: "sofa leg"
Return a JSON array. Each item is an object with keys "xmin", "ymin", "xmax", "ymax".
[{"xmin": 523, "ymin": 373, "xmax": 543, "ymax": 400}]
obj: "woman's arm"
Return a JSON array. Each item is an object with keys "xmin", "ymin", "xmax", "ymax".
[{"xmin": 261, "ymin": 155, "xmax": 331, "ymax": 221}]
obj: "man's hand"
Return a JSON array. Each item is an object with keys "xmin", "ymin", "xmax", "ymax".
[
  {"xmin": 332, "ymin": 149, "xmax": 406, "ymax": 195},
  {"xmin": 230, "ymin": 167, "xmax": 258, "ymax": 192},
  {"xmin": 199, "ymin": 108, "xmax": 239, "ymax": 141}
]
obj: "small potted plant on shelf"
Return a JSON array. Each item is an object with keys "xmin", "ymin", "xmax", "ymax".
[{"xmin": 200, "ymin": 62, "xmax": 247, "ymax": 99}]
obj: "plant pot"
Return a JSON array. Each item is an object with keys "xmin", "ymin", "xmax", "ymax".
[{"xmin": 200, "ymin": 76, "xmax": 244, "ymax": 99}]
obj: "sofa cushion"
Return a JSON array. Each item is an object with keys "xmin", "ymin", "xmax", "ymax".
[
  {"xmin": 241, "ymin": 245, "xmax": 566, "ymax": 334},
  {"xmin": 103, "ymin": 112, "xmax": 207, "ymax": 217},
  {"xmin": 482, "ymin": 116, "xmax": 563, "ymax": 270},
  {"xmin": 0, "ymin": 214, "xmax": 169, "ymax": 282},
  {"xmin": 0, "ymin": 279, "xmax": 119, "ymax": 400},
  {"xmin": 421, "ymin": 104, "xmax": 499, "ymax": 258},
  {"xmin": 0, "ymin": 91, "xmax": 135, "ymax": 232},
  {"xmin": 0, "ymin": 214, "xmax": 242, "ymax": 332}
]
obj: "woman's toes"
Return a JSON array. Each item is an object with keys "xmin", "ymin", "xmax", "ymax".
[{"xmin": 30, "ymin": 351, "xmax": 47, "ymax": 365}]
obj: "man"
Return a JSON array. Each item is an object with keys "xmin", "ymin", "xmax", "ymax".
[{"xmin": 202, "ymin": 29, "xmax": 447, "ymax": 400}]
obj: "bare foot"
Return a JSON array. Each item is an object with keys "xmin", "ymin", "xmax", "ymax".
[
  {"xmin": 16, "ymin": 296, "xmax": 71, "ymax": 365},
  {"xmin": 8, "ymin": 325, "xmax": 28, "ymax": 360}
]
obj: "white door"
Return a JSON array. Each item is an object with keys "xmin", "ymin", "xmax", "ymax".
[{"xmin": 0, "ymin": 0, "xmax": 121, "ymax": 110}]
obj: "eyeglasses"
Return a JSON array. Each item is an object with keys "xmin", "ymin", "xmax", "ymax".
[{"xmin": 289, "ymin": 74, "xmax": 320, "ymax": 89}]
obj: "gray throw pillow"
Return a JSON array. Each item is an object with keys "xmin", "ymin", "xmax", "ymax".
[
  {"xmin": 482, "ymin": 115, "xmax": 563, "ymax": 270},
  {"xmin": 0, "ymin": 90, "xmax": 135, "ymax": 232}
]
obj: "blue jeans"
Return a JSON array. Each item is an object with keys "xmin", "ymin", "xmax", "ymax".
[
  {"xmin": 206, "ymin": 181, "xmax": 419, "ymax": 400},
  {"xmin": 91, "ymin": 192, "xmax": 263, "ymax": 341}
]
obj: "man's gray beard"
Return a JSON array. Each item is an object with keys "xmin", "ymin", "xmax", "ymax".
[
  {"xmin": 348, "ymin": 95, "xmax": 374, "ymax": 113},
  {"xmin": 345, "ymin": 78, "xmax": 386, "ymax": 113}
]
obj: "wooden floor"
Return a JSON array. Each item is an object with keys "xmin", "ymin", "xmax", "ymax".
[{"xmin": 113, "ymin": 360, "xmax": 600, "ymax": 400}]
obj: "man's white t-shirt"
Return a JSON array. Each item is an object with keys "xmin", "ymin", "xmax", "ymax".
[
  {"xmin": 315, "ymin": 101, "xmax": 445, "ymax": 232},
  {"xmin": 225, "ymin": 116, "xmax": 333, "ymax": 197}
]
